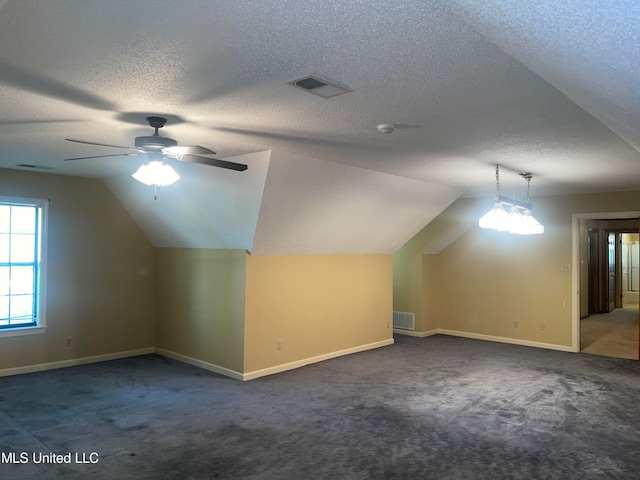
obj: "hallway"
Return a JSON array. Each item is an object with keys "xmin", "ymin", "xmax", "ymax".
[{"xmin": 580, "ymin": 304, "xmax": 639, "ymax": 360}]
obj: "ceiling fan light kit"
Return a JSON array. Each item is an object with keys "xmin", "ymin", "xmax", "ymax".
[
  {"xmin": 377, "ymin": 124, "xmax": 395, "ymax": 134},
  {"xmin": 132, "ymin": 160, "xmax": 180, "ymax": 187}
]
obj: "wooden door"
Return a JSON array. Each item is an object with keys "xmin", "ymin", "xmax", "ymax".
[
  {"xmin": 607, "ymin": 232, "xmax": 616, "ymax": 312},
  {"xmin": 588, "ymin": 228, "xmax": 599, "ymax": 315}
]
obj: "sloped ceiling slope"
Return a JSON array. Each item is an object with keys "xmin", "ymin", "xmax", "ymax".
[
  {"xmin": 449, "ymin": 0, "xmax": 640, "ymax": 158},
  {"xmin": 104, "ymin": 151, "xmax": 270, "ymax": 250},
  {"xmin": 0, "ymin": 1, "xmax": 639, "ymax": 253},
  {"xmin": 252, "ymin": 151, "xmax": 462, "ymax": 255}
]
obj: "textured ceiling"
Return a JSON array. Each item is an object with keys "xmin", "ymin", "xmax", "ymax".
[{"xmin": 0, "ymin": 1, "xmax": 638, "ymax": 253}]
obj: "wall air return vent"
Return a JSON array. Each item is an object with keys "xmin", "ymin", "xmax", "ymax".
[
  {"xmin": 393, "ymin": 311, "xmax": 415, "ymax": 331},
  {"xmin": 287, "ymin": 75, "xmax": 352, "ymax": 99}
]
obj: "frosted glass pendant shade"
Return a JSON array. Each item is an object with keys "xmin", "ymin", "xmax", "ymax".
[
  {"xmin": 478, "ymin": 203, "xmax": 510, "ymax": 231},
  {"xmin": 510, "ymin": 210, "xmax": 544, "ymax": 235}
]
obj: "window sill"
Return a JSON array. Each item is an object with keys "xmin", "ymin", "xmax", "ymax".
[{"xmin": 0, "ymin": 326, "xmax": 46, "ymax": 338}]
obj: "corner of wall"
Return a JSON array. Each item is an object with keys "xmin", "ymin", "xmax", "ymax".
[
  {"xmin": 154, "ymin": 248, "xmax": 246, "ymax": 374},
  {"xmin": 393, "ymin": 197, "xmax": 486, "ymax": 332}
]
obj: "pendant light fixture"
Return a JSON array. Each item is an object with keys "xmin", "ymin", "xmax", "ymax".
[{"xmin": 478, "ymin": 165, "xmax": 544, "ymax": 235}]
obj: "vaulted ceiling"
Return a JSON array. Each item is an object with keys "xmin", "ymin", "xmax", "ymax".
[{"xmin": 0, "ymin": 1, "xmax": 639, "ymax": 253}]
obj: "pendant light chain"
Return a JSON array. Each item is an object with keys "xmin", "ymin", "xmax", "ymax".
[{"xmin": 495, "ymin": 164, "xmax": 501, "ymax": 197}]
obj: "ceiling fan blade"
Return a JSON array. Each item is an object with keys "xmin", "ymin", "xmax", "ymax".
[
  {"xmin": 163, "ymin": 145, "xmax": 216, "ymax": 155},
  {"xmin": 66, "ymin": 138, "xmax": 140, "ymax": 150},
  {"xmin": 0, "ymin": 60, "xmax": 117, "ymax": 111},
  {"xmin": 177, "ymin": 154, "xmax": 248, "ymax": 171},
  {"xmin": 64, "ymin": 153, "xmax": 140, "ymax": 161},
  {"xmin": 0, "ymin": 119, "xmax": 82, "ymax": 126}
]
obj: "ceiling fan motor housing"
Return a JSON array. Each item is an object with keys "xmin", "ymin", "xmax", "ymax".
[{"xmin": 135, "ymin": 135, "xmax": 178, "ymax": 150}]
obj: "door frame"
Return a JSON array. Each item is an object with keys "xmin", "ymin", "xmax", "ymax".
[
  {"xmin": 604, "ymin": 230, "xmax": 617, "ymax": 313},
  {"xmin": 571, "ymin": 211, "xmax": 640, "ymax": 353}
]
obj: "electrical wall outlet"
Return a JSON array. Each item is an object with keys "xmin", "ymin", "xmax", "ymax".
[
  {"xmin": 277, "ymin": 339, "xmax": 282, "ymax": 350},
  {"xmin": 513, "ymin": 320, "xmax": 518, "ymax": 327},
  {"xmin": 540, "ymin": 323, "xmax": 546, "ymax": 331}
]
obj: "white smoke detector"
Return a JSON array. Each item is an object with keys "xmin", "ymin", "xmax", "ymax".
[{"xmin": 377, "ymin": 124, "xmax": 395, "ymax": 134}]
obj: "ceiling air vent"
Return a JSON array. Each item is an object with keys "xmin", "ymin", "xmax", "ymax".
[{"xmin": 287, "ymin": 75, "xmax": 352, "ymax": 99}]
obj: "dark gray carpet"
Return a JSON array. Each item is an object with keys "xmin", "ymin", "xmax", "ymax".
[{"xmin": 1, "ymin": 334, "xmax": 640, "ymax": 479}]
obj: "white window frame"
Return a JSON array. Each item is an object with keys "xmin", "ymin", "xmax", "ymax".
[{"xmin": 0, "ymin": 195, "xmax": 48, "ymax": 338}]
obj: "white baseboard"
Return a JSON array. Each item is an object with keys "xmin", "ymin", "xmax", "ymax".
[
  {"xmin": 242, "ymin": 338, "xmax": 395, "ymax": 381},
  {"xmin": 393, "ymin": 328, "xmax": 437, "ymax": 338},
  {"xmin": 0, "ymin": 340, "xmax": 395, "ymax": 382},
  {"xmin": 436, "ymin": 329, "xmax": 573, "ymax": 352},
  {"xmin": 0, "ymin": 330, "xmax": 571, "ymax": 382},
  {"xmin": 153, "ymin": 348, "xmax": 244, "ymax": 381},
  {"xmin": 0, "ymin": 347, "xmax": 154, "ymax": 378}
]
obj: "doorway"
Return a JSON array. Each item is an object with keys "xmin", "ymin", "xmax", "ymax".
[{"xmin": 578, "ymin": 218, "xmax": 639, "ymax": 360}]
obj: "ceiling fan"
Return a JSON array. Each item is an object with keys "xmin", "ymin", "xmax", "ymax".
[{"xmin": 65, "ymin": 116, "xmax": 248, "ymax": 172}]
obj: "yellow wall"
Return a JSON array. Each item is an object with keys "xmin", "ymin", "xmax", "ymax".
[
  {"xmin": 154, "ymin": 248, "xmax": 246, "ymax": 373},
  {"xmin": 244, "ymin": 254, "xmax": 393, "ymax": 373},
  {"xmin": 421, "ymin": 254, "xmax": 441, "ymax": 332},
  {"xmin": 405, "ymin": 190, "xmax": 640, "ymax": 349},
  {"xmin": 434, "ymin": 212, "xmax": 571, "ymax": 345},
  {"xmin": 0, "ymin": 169, "xmax": 155, "ymax": 370}
]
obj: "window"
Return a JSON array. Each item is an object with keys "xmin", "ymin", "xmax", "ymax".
[{"xmin": 0, "ymin": 196, "xmax": 48, "ymax": 337}]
